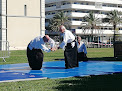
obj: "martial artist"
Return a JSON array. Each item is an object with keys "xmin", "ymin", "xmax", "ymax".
[
  {"xmin": 58, "ymin": 25, "xmax": 78, "ymax": 69},
  {"xmin": 27, "ymin": 35, "xmax": 56, "ymax": 70},
  {"xmin": 77, "ymin": 36, "xmax": 88, "ymax": 61}
]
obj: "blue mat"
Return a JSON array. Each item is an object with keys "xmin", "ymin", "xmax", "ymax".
[{"xmin": 0, "ymin": 61, "xmax": 122, "ymax": 82}]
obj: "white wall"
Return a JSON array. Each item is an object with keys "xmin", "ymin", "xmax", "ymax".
[{"xmin": 7, "ymin": 0, "xmax": 45, "ymax": 50}]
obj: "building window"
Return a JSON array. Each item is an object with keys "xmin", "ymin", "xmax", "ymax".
[
  {"xmin": 109, "ymin": 28, "xmax": 112, "ymax": 30},
  {"xmin": 101, "ymin": 28, "xmax": 103, "ymax": 30},
  {"xmin": 56, "ymin": 2, "xmax": 61, "ymax": 8},
  {"xmin": 52, "ymin": 12, "xmax": 55, "ymax": 14},
  {"xmin": 74, "ymin": 2, "xmax": 80, "ymax": 4},
  {"xmin": 103, "ymin": 4, "xmax": 107, "ymax": 6},
  {"xmin": 119, "ymin": 28, "xmax": 122, "ymax": 30},
  {"xmin": 78, "ymin": 27, "xmax": 81, "ymax": 29},
  {"xmin": 24, "ymin": 5, "xmax": 27, "ymax": 16}
]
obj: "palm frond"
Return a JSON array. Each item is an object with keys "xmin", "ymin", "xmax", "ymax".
[
  {"xmin": 48, "ymin": 11, "xmax": 70, "ymax": 31},
  {"xmin": 107, "ymin": 10, "xmax": 122, "ymax": 25}
]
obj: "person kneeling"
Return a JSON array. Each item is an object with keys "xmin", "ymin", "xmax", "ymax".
[{"xmin": 77, "ymin": 36, "xmax": 88, "ymax": 62}]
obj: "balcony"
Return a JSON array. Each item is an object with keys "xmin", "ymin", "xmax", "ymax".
[
  {"xmin": 46, "ymin": 4, "xmax": 71, "ymax": 12},
  {"xmin": 71, "ymin": 4, "xmax": 122, "ymax": 12},
  {"xmin": 71, "ymin": 12, "xmax": 107, "ymax": 18},
  {"xmin": 46, "ymin": 4, "xmax": 122, "ymax": 17},
  {"xmin": 45, "ymin": 0, "xmax": 69, "ymax": 4},
  {"xmin": 46, "ymin": 15, "xmax": 54, "ymax": 19},
  {"xmin": 71, "ymin": 21, "xmax": 83, "ymax": 25},
  {"xmin": 75, "ymin": 29, "xmax": 122, "ymax": 35}
]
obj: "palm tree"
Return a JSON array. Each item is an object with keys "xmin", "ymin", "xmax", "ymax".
[
  {"xmin": 106, "ymin": 10, "xmax": 122, "ymax": 57},
  {"xmin": 107, "ymin": 10, "xmax": 122, "ymax": 41},
  {"xmin": 49, "ymin": 11, "xmax": 70, "ymax": 31},
  {"xmin": 53, "ymin": 11, "xmax": 69, "ymax": 25},
  {"xmin": 83, "ymin": 11, "xmax": 99, "ymax": 42},
  {"xmin": 49, "ymin": 18, "xmax": 59, "ymax": 31}
]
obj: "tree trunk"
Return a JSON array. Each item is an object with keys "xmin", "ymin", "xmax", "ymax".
[{"xmin": 114, "ymin": 24, "xmax": 116, "ymax": 57}]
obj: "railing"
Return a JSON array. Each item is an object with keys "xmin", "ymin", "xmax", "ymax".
[
  {"xmin": 0, "ymin": 40, "xmax": 9, "ymax": 62},
  {"xmin": 86, "ymin": 42, "xmax": 113, "ymax": 48}
]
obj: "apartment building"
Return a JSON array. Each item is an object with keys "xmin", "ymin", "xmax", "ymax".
[
  {"xmin": 0, "ymin": 0, "xmax": 45, "ymax": 50},
  {"xmin": 45, "ymin": 0, "xmax": 122, "ymax": 43}
]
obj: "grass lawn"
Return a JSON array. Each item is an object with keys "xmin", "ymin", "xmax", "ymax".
[{"xmin": 0, "ymin": 48, "xmax": 122, "ymax": 91}]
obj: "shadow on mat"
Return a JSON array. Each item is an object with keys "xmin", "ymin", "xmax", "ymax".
[
  {"xmin": 54, "ymin": 73, "xmax": 122, "ymax": 91},
  {"xmin": 43, "ymin": 67, "xmax": 65, "ymax": 69}
]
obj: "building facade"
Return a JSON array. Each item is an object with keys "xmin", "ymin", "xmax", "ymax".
[
  {"xmin": 0, "ymin": 0, "xmax": 45, "ymax": 50},
  {"xmin": 45, "ymin": 0, "xmax": 122, "ymax": 43},
  {"xmin": 0, "ymin": 0, "xmax": 6, "ymax": 42}
]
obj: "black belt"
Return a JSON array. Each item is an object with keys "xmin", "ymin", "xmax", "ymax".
[
  {"xmin": 66, "ymin": 40, "xmax": 76, "ymax": 48},
  {"xmin": 69, "ymin": 40, "xmax": 76, "ymax": 44},
  {"xmin": 72, "ymin": 40, "xmax": 76, "ymax": 43}
]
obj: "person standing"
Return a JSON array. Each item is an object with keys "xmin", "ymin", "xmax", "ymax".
[
  {"xmin": 58, "ymin": 25, "xmax": 78, "ymax": 69},
  {"xmin": 27, "ymin": 35, "xmax": 56, "ymax": 70},
  {"xmin": 77, "ymin": 36, "xmax": 88, "ymax": 61}
]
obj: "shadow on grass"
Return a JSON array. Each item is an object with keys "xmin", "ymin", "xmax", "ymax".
[
  {"xmin": 54, "ymin": 73, "xmax": 122, "ymax": 91},
  {"xmin": 54, "ymin": 59, "xmax": 64, "ymax": 61},
  {"xmin": 88, "ymin": 57, "xmax": 122, "ymax": 61}
]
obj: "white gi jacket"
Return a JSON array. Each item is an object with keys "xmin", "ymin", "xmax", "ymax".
[
  {"xmin": 29, "ymin": 36, "xmax": 55, "ymax": 52},
  {"xmin": 77, "ymin": 41, "xmax": 87, "ymax": 54},
  {"xmin": 59, "ymin": 30, "xmax": 75, "ymax": 50}
]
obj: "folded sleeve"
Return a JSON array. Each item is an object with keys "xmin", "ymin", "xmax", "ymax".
[
  {"xmin": 83, "ymin": 44, "xmax": 87, "ymax": 54},
  {"xmin": 41, "ymin": 44, "xmax": 51, "ymax": 52},
  {"xmin": 59, "ymin": 41, "xmax": 66, "ymax": 50},
  {"xmin": 49, "ymin": 38, "xmax": 55, "ymax": 48},
  {"xmin": 59, "ymin": 34, "xmax": 67, "ymax": 50}
]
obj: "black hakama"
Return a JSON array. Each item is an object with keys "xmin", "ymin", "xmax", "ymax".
[
  {"xmin": 64, "ymin": 41, "xmax": 79, "ymax": 69},
  {"xmin": 77, "ymin": 52, "xmax": 88, "ymax": 62},
  {"xmin": 27, "ymin": 45, "xmax": 44, "ymax": 70}
]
